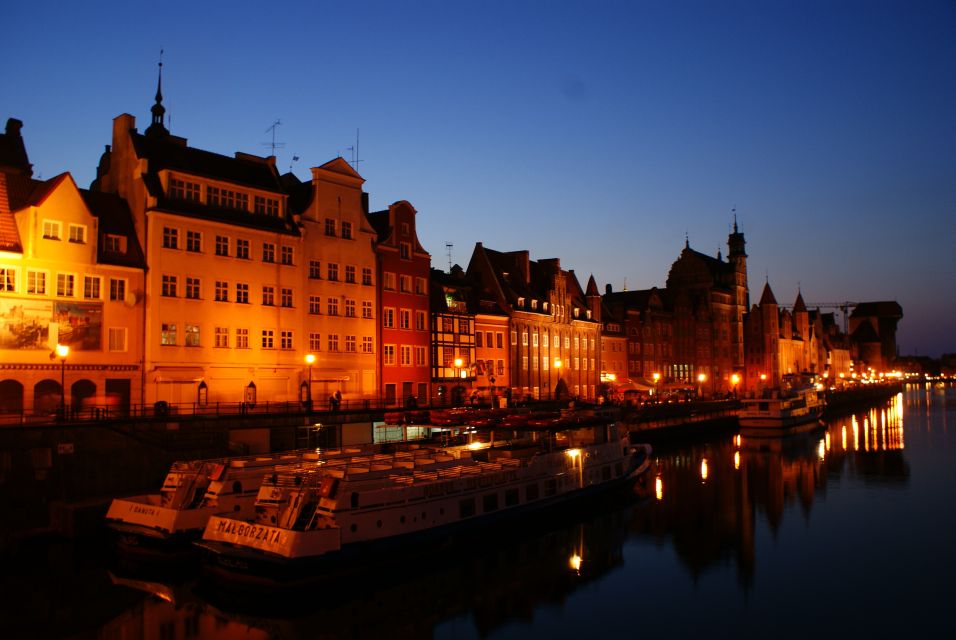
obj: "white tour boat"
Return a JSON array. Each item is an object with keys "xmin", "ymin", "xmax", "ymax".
[
  {"xmin": 197, "ymin": 423, "xmax": 651, "ymax": 583},
  {"xmin": 737, "ymin": 385, "xmax": 825, "ymax": 433},
  {"xmin": 106, "ymin": 448, "xmax": 346, "ymax": 552}
]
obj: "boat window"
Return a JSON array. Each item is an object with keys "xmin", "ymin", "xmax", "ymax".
[
  {"xmin": 459, "ymin": 497, "xmax": 476, "ymax": 518},
  {"xmin": 505, "ymin": 488, "xmax": 519, "ymax": 507},
  {"xmin": 483, "ymin": 493, "xmax": 499, "ymax": 513}
]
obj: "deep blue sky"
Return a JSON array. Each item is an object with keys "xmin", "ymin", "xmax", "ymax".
[{"xmin": 5, "ymin": 1, "xmax": 954, "ymax": 357}]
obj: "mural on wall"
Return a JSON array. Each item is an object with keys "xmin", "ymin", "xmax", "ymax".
[
  {"xmin": 0, "ymin": 299, "xmax": 51, "ymax": 349},
  {"xmin": 53, "ymin": 301, "xmax": 102, "ymax": 350},
  {"xmin": 0, "ymin": 299, "xmax": 102, "ymax": 350}
]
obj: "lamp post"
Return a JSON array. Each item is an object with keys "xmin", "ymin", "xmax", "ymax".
[
  {"xmin": 731, "ymin": 373, "xmax": 740, "ymax": 398},
  {"xmin": 652, "ymin": 372, "xmax": 661, "ymax": 402},
  {"xmin": 454, "ymin": 357, "xmax": 463, "ymax": 405},
  {"xmin": 697, "ymin": 372, "xmax": 706, "ymax": 399},
  {"xmin": 304, "ymin": 353, "xmax": 316, "ymax": 409},
  {"xmin": 55, "ymin": 343, "xmax": 69, "ymax": 421}
]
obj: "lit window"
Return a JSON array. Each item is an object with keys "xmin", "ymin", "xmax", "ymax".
[
  {"xmin": 384, "ymin": 272, "xmax": 396, "ymax": 290},
  {"xmin": 415, "ymin": 310, "xmax": 426, "ymax": 331},
  {"xmin": 415, "ymin": 346, "xmax": 426, "ymax": 366},
  {"xmin": 400, "ymin": 309, "xmax": 410, "ymax": 330},
  {"xmin": 185, "ymin": 324, "xmax": 200, "ymax": 347},
  {"xmin": 161, "ymin": 323, "xmax": 177, "ymax": 345},
  {"xmin": 383, "ymin": 308, "xmax": 395, "ymax": 328},
  {"xmin": 384, "ymin": 344, "xmax": 395, "ymax": 365},
  {"xmin": 401, "ymin": 345, "xmax": 411, "ymax": 365},
  {"xmin": 400, "ymin": 275, "xmax": 411, "ymax": 292}
]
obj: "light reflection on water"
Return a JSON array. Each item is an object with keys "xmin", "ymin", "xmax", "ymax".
[{"xmin": 4, "ymin": 385, "xmax": 956, "ymax": 639}]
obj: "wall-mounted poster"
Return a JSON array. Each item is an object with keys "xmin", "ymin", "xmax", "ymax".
[
  {"xmin": 53, "ymin": 301, "xmax": 102, "ymax": 351},
  {"xmin": 0, "ymin": 299, "xmax": 52, "ymax": 349}
]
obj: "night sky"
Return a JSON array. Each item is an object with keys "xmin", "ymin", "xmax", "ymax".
[{"xmin": 5, "ymin": 1, "xmax": 954, "ymax": 356}]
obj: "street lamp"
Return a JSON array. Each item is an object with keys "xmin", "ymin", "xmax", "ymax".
[
  {"xmin": 652, "ymin": 372, "xmax": 661, "ymax": 401},
  {"xmin": 731, "ymin": 373, "xmax": 740, "ymax": 398},
  {"xmin": 304, "ymin": 353, "xmax": 316, "ymax": 409},
  {"xmin": 55, "ymin": 343, "xmax": 69, "ymax": 420},
  {"xmin": 697, "ymin": 372, "xmax": 706, "ymax": 399},
  {"xmin": 454, "ymin": 358, "xmax": 463, "ymax": 405}
]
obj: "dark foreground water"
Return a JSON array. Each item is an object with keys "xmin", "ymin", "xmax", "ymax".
[{"xmin": 2, "ymin": 383, "xmax": 954, "ymax": 639}]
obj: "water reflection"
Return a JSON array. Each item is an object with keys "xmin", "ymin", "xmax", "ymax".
[{"xmin": 10, "ymin": 392, "xmax": 930, "ymax": 639}]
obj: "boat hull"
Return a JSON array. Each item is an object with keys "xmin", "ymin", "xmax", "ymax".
[{"xmin": 197, "ymin": 444, "xmax": 652, "ymax": 588}]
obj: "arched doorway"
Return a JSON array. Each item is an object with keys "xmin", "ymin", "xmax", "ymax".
[
  {"xmin": 71, "ymin": 379, "xmax": 96, "ymax": 413},
  {"xmin": 34, "ymin": 379, "xmax": 61, "ymax": 416},
  {"xmin": 0, "ymin": 380, "xmax": 24, "ymax": 414}
]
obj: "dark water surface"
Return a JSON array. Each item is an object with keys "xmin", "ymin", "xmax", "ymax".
[{"xmin": 3, "ymin": 384, "xmax": 954, "ymax": 639}]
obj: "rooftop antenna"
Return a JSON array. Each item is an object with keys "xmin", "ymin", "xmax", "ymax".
[
  {"xmin": 262, "ymin": 120, "xmax": 285, "ymax": 157},
  {"xmin": 346, "ymin": 128, "xmax": 363, "ymax": 172},
  {"xmin": 446, "ymin": 242, "xmax": 453, "ymax": 272}
]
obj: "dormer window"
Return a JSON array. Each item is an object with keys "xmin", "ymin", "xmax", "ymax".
[
  {"xmin": 586, "ymin": 310, "xmax": 592, "ymax": 320},
  {"xmin": 169, "ymin": 177, "xmax": 200, "ymax": 202},
  {"xmin": 531, "ymin": 300, "xmax": 538, "ymax": 310},
  {"xmin": 517, "ymin": 297, "xmax": 525, "ymax": 308},
  {"xmin": 254, "ymin": 195, "xmax": 279, "ymax": 216},
  {"xmin": 104, "ymin": 234, "xmax": 126, "ymax": 254},
  {"xmin": 573, "ymin": 307, "xmax": 580, "ymax": 318},
  {"xmin": 543, "ymin": 301, "xmax": 549, "ymax": 311}
]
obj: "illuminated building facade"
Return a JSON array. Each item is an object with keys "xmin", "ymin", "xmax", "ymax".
[
  {"xmin": 91, "ymin": 80, "xmax": 381, "ymax": 406},
  {"xmin": 603, "ymin": 286, "xmax": 673, "ymax": 393},
  {"xmin": 466, "ymin": 244, "xmax": 600, "ymax": 401},
  {"xmin": 429, "ymin": 266, "xmax": 477, "ymax": 405},
  {"xmin": 597, "ymin": 288, "xmax": 628, "ymax": 397},
  {"xmin": 849, "ymin": 302, "xmax": 903, "ymax": 373},
  {"xmin": 1, "ymin": 119, "xmax": 145, "ymax": 417},
  {"xmin": 368, "ymin": 201, "xmax": 431, "ymax": 406}
]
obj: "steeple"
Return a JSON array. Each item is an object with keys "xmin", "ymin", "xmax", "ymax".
[
  {"xmin": 145, "ymin": 51, "xmax": 168, "ymax": 137},
  {"xmin": 728, "ymin": 210, "xmax": 746, "ymax": 258}
]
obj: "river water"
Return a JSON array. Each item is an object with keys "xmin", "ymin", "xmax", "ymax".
[{"xmin": 2, "ymin": 383, "xmax": 953, "ymax": 639}]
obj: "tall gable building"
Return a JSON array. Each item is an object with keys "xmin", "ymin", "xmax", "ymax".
[
  {"xmin": 466, "ymin": 244, "xmax": 600, "ymax": 402},
  {"xmin": 92, "ymin": 75, "xmax": 379, "ymax": 407}
]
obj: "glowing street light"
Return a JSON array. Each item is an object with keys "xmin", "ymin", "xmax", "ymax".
[
  {"xmin": 697, "ymin": 372, "xmax": 706, "ymax": 398},
  {"xmin": 731, "ymin": 373, "xmax": 740, "ymax": 398},
  {"xmin": 653, "ymin": 372, "xmax": 661, "ymax": 400},
  {"xmin": 304, "ymin": 353, "xmax": 316, "ymax": 409},
  {"xmin": 55, "ymin": 343, "xmax": 69, "ymax": 421}
]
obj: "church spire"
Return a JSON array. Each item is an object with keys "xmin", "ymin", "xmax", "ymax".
[{"xmin": 146, "ymin": 50, "xmax": 168, "ymax": 137}]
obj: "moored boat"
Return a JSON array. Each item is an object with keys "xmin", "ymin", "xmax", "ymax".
[
  {"xmin": 196, "ymin": 423, "xmax": 651, "ymax": 585},
  {"xmin": 738, "ymin": 385, "xmax": 825, "ymax": 434},
  {"xmin": 106, "ymin": 447, "xmax": 388, "ymax": 554}
]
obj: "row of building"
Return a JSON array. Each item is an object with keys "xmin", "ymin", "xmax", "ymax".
[{"xmin": 0, "ymin": 81, "xmax": 903, "ymax": 416}]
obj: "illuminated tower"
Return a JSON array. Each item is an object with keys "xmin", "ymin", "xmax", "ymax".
[{"xmin": 727, "ymin": 216, "xmax": 748, "ymax": 368}]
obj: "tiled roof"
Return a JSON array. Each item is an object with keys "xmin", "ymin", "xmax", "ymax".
[
  {"xmin": 131, "ymin": 133, "xmax": 283, "ymax": 192},
  {"xmin": 0, "ymin": 173, "xmax": 21, "ymax": 252}
]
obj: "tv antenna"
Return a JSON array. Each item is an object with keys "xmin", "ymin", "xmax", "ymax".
[
  {"xmin": 262, "ymin": 119, "xmax": 285, "ymax": 157},
  {"xmin": 446, "ymin": 242, "xmax": 453, "ymax": 272},
  {"xmin": 346, "ymin": 128, "xmax": 363, "ymax": 172}
]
